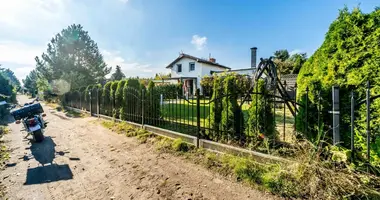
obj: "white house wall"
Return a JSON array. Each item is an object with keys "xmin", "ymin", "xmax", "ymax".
[{"xmin": 170, "ymin": 57, "xmax": 202, "ymax": 78}]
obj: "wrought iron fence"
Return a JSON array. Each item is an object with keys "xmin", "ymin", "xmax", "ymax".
[{"xmin": 63, "ymin": 82, "xmax": 380, "ymax": 169}]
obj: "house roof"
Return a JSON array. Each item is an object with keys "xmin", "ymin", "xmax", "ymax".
[{"xmin": 165, "ymin": 53, "xmax": 231, "ymax": 70}]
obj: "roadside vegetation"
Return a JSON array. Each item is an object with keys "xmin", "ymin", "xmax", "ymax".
[
  {"xmin": 100, "ymin": 120, "xmax": 380, "ymax": 199},
  {"xmin": 0, "ymin": 126, "xmax": 10, "ymax": 198}
]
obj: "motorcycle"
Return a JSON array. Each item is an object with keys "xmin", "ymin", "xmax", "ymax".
[{"xmin": 11, "ymin": 100, "xmax": 47, "ymax": 142}]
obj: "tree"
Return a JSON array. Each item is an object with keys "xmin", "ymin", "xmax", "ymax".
[
  {"xmin": 154, "ymin": 73, "xmax": 171, "ymax": 80},
  {"xmin": 273, "ymin": 50, "xmax": 308, "ymax": 75},
  {"xmin": 274, "ymin": 49, "xmax": 290, "ymax": 61},
  {"xmin": 23, "ymin": 70, "xmax": 38, "ymax": 95},
  {"xmin": 110, "ymin": 65, "xmax": 125, "ymax": 81},
  {"xmin": 0, "ymin": 68, "xmax": 20, "ymax": 89},
  {"xmin": 36, "ymin": 24, "xmax": 111, "ymax": 89}
]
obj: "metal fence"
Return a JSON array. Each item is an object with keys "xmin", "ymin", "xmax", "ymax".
[{"xmin": 63, "ymin": 82, "xmax": 380, "ymax": 168}]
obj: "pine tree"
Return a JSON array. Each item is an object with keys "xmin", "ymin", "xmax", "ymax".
[{"xmin": 110, "ymin": 65, "xmax": 126, "ymax": 81}]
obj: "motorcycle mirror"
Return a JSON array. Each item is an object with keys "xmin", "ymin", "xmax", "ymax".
[
  {"xmin": 15, "ymin": 120, "xmax": 21, "ymax": 124},
  {"xmin": 42, "ymin": 113, "xmax": 47, "ymax": 117}
]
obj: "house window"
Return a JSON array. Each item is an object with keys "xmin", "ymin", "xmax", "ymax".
[
  {"xmin": 177, "ymin": 64, "xmax": 182, "ymax": 72},
  {"xmin": 189, "ymin": 62, "xmax": 195, "ymax": 71}
]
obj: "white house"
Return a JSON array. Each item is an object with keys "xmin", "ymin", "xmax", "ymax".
[{"xmin": 164, "ymin": 47, "xmax": 258, "ymax": 95}]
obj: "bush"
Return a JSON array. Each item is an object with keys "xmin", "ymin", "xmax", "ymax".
[
  {"xmin": 155, "ymin": 83, "xmax": 182, "ymax": 99},
  {"xmin": 102, "ymin": 82, "xmax": 112, "ymax": 116},
  {"xmin": 220, "ymin": 74, "xmax": 244, "ymax": 141},
  {"xmin": 115, "ymin": 80, "xmax": 127, "ymax": 119},
  {"xmin": 205, "ymin": 76, "xmax": 224, "ymax": 140},
  {"xmin": 110, "ymin": 81, "xmax": 119, "ymax": 118},
  {"xmin": 246, "ymin": 79, "xmax": 276, "ymax": 145},
  {"xmin": 121, "ymin": 78, "xmax": 141, "ymax": 121},
  {"xmin": 296, "ymin": 7, "xmax": 380, "ymax": 166}
]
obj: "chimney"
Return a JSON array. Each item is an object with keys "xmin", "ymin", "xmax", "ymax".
[
  {"xmin": 250, "ymin": 47, "xmax": 257, "ymax": 68},
  {"xmin": 209, "ymin": 57, "xmax": 216, "ymax": 63}
]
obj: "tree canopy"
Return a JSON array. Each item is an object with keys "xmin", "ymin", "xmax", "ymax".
[
  {"xmin": 110, "ymin": 65, "xmax": 126, "ymax": 81},
  {"xmin": 297, "ymin": 7, "xmax": 380, "ymax": 166},
  {"xmin": 273, "ymin": 49, "xmax": 308, "ymax": 74},
  {"xmin": 34, "ymin": 24, "xmax": 111, "ymax": 90}
]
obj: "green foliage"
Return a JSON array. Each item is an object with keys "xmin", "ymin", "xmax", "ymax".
[
  {"xmin": 200, "ymin": 74, "xmax": 251, "ymax": 96},
  {"xmin": 246, "ymin": 79, "xmax": 276, "ymax": 144},
  {"xmin": 23, "ymin": 69, "xmax": 38, "ymax": 95},
  {"xmin": 35, "ymin": 24, "xmax": 111, "ymax": 89},
  {"xmin": 274, "ymin": 49, "xmax": 308, "ymax": 75},
  {"xmin": 220, "ymin": 75, "xmax": 244, "ymax": 141},
  {"xmin": 102, "ymin": 81, "xmax": 112, "ymax": 115},
  {"xmin": 110, "ymin": 65, "xmax": 125, "ymax": 81},
  {"xmin": 145, "ymin": 81, "xmax": 160, "ymax": 125},
  {"xmin": 296, "ymin": 7, "xmax": 380, "ymax": 166},
  {"xmin": 0, "ymin": 68, "xmax": 20, "ymax": 89},
  {"xmin": 36, "ymin": 77, "xmax": 50, "ymax": 99},
  {"xmin": 155, "ymin": 83, "xmax": 182, "ymax": 99},
  {"xmin": 121, "ymin": 78, "xmax": 141, "ymax": 121},
  {"xmin": 116, "ymin": 80, "xmax": 127, "ymax": 119},
  {"xmin": 154, "ymin": 73, "xmax": 171, "ymax": 80},
  {"xmin": 205, "ymin": 75, "xmax": 224, "ymax": 140},
  {"xmin": 110, "ymin": 81, "xmax": 119, "ymax": 118},
  {"xmin": 171, "ymin": 138, "xmax": 189, "ymax": 152},
  {"xmin": 200, "ymin": 76, "xmax": 213, "ymax": 96}
]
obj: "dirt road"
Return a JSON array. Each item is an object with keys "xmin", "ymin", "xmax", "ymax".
[{"xmin": 0, "ymin": 95, "xmax": 276, "ymax": 200}]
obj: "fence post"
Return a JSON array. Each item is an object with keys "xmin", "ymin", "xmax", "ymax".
[
  {"xmin": 141, "ymin": 89, "xmax": 144, "ymax": 126},
  {"xmin": 350, "ymin": 90, "xmax": 355, "ymax": 163},
  {"xmin": 196, "ymin": 88, "xmax": 201, "ymax": 148},
  {"xmin": 283, "ymin": 81, "xmax": 286, "ymax": 141},
  {"xmin": 97, "ymin": 88, "xmax": 100, "ymax": 118},
  {"xmin": 366, "ymin": 81, "xmax": 371, "ymax": 171},
  {"xmin": 332, "ymin": 85, "xmax": 340, "ymax": 145},
  {"xmin": 79, "ymin": 93, "xmax": 82, "ymax": 110},
  {"xmin": 294, "ymin": 83, "xmax": 297, "ymax": 132}
]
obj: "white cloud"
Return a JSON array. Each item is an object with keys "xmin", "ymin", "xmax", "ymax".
[
  {"xmin": 0, "ymin": 0, "xmax": 70, "ymax": 33},
  {"xmin": 191, "ymin": 35, "xmax": 207, "ymax": 51},
  {"xmin": 118, "ymin": 0, "xmax": 129, "ymax": 3},
  {"xmin": 0, "ymin": 41, "xmax": 44, "ymax": 66},
  {"xmin": 13, "ymin": 66, "xmax": 36, "ymax": 81},
  {"xmin": 102, "ymin": 50, "xmax": 154, "ymax": 77},
  {"xmin": 289, "ymin": 49, "xmax": 302, "ymax": 55}
]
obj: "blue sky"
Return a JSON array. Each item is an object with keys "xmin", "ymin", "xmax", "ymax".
[{"xmin": 0, "ymin": 0, "xmax": 378, "ymax": 80}]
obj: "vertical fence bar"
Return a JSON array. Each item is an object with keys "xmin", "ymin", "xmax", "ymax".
[
  {"xmin": 97, "ymin": 88, "xmax": 100, "ymax": 118},
  {"xmin": 294, "ymin": 83, "xmax": 297, "ymax": 132},
  {"xmin": 255, "ymin": 82, "xmax": 258, "ymax": 134},
  {"xmin": 366, "ymin": 81, "xmax": 371, "ymax": 171},
  {"xmin": 80, "ymin": 93, "xmax": 82, "ymax": 110},
  {"xmin": 332, "ymin": 85, "xmax": 340, "ymax": 145},
  {"xmin": 196, "ymin": 89, "xmax": 200, "ymax": 148},
  {"xmin": 141, "ymin": 89, "xmax": 144, "ymax": 126},
  {"xmin": 89, "ymin": 90, "xmax": 92, "ymax": 116},
  {"xmin": 283, "ymin": 81, "xmax": 286, "ymax": 141},
  {"xmin": 350, "ymin": 90, "xmax": 355, "ymax": 163}
]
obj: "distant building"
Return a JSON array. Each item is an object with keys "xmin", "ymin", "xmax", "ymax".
[{"xmin": 164, "ymin": 47, "xmax": 258, "ymax": 95}]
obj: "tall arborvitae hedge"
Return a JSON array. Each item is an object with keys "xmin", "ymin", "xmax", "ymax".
[
  {"xmin": 220, "ymin": 75, "xmax": 244, "ymax": 141},
  {"xmin": 246, "ymin": 79, "xmax": 276, "ymax": 144},
  {"xmin": 110, "ymin": 81, "xmax": 119, "ymax": 118},
  {"xmin": 122, "ymin": 78, "xmax": 141, "ymax": 121},
  {"xmin": 102, "ymin": 81, "xmax": 112, "ymax": 115},
  {"xmin": 296, "ymin": 7, "xmax": 380, "ymax": 166},
  {"xmin": 115, "ymin": 80, "xmax": 127, "ymax": 119},
  {"xmin": 205, "ymin": 75, "xmax": 224, "ymax": 140}
]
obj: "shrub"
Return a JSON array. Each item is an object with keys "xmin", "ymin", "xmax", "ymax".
[
  {"xmin": 115, "ymin": 80, "xmax": 127, "ymax": 119},
  {"xmin": 102, "ymin": 82, "xmax": 112, "ymax": 116},
  {"xmin": 122, "ymin": 78, "xmax": 141, "ymax": 121},
  {"xmin": 205, "ymin": 75, "xmax": 224, "ymax": 140},
  {"xmin": 144, "ymin": 81, "xmax": 160, "ymax": 125},
  {"xmin": 110, "ymin": 81, "xmax": 119, "ymax": 118},
  {"xmin": 246, "ymin": 79, "xmax": 276, "ymax": 145},
  {"xmin": 296, "ymin": 7, "xmax": 380, "ymax": 166},
  {"xmin": 220, "ymin": 74, "xmax": 244, "ymax": 141}
]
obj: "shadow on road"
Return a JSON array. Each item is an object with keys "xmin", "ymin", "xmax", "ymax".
[
  {"xmin": 24, "ymin": 136, "xmax": 74, "ymax": 185},
  {"xmin": 24, "ymin": 164, "xmax": 73, "ymax": 185}
]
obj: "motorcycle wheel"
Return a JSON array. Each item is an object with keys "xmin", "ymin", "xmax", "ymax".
[{"xmin": 33, "ymin": 130, "xmax": 44, "ymax": 142}]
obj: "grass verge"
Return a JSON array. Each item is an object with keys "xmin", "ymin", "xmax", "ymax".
[
  {"xmin": 0, "ymin": 126, "xmax": 10, "ymax": 198},
  {"xmin": 100, "ymin": 120, "xmax": 380, "ymax": 199}
]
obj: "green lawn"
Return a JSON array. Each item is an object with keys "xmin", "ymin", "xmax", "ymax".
[{"xmin": 160, "ymin": 99, "xmax": 296, "ymax": 141}]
